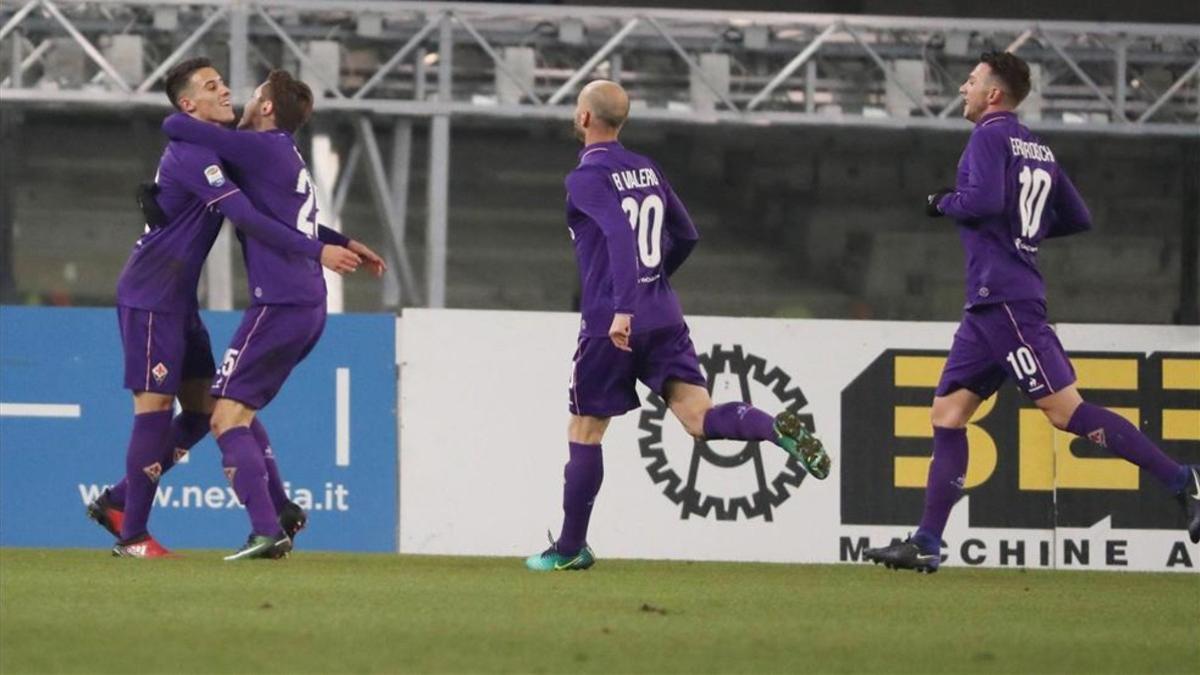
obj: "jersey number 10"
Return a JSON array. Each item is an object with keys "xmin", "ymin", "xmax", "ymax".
[
  {"xmin": 1017, "ymin": 165, "xmax": 1052, "ymax": 239},
  {"xmin": 620, "ymin": 194, "xmax": 664, "ymax": 268}
]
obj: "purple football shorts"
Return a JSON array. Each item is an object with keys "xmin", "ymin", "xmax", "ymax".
[
  {"xmin": 936, "ymin": 299, "xmax": 1076, "ymax": 401},
  {"xmin": 569, "ymin": 322, "xmax": 707, "ymax": 417},
  {"xmin": 118, "ymin": 305, "xmax": 215, "ymax": 394},
  {"xmin": 211, "ymin": 303, "xmax": 326, "ymax": 410}
]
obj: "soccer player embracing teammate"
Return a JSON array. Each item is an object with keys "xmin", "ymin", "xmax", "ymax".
[{"xmin": 88, "ymin": 59, "xmax": 383, "ymax": 559}]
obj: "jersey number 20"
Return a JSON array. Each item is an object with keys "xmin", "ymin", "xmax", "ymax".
[
  {"xmin": 621, "ymin": 194, "xmax": 664, "ymax": 268},
  {"xmin": 1017, "ymin": 166, "xmax": 1052, "ymax": 239}
]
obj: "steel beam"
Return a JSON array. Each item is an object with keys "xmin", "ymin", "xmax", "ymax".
[
  {"xmin": 1136, "ymin": 58, "xmax": 1200, "ymax": 124},
  {"xmin": 844, "ymin": 24, "xmax": 933, "ymax": 117},
  {"xmin": 254, "ymin": 3, "xmax": 345, "ymax": 98},
  {"xmin": 644, "ymin": 15, "xmax": 738, "ymax": 113},
  {"xmin": 39, "ymin": 0, "xmax": 130, "ymax": 92},
  {"xmin": 547, "ymin": 18, "xmax": 640, "ymax": 105},
  {"xmin": 383, "ymin": 119, "xmax": 411, "ymax": 308},
  {"xmin": 353, "ymin": 13, "xmax": 440, "ymax": 100},
  {"xmin": 0, "ymin": 0, "xmax": 38, "ymax": 43},
  {"xmin": 135, "ymin": 6, "xmax": 228, "ymax": 93},
  {"xmin": 357, "ymin": 115, "xmax": 423, "ymax": 306},
  {"xmin": 426, "ymin": 11, "xmax": 452, "ymax": 308},
  {"xmin": 453, "ymin": 12, "xmax": 542, "ymax": 105},
  {"xmin": 747, "ymin": 22, "xmax": 838, "ymax": 111},
  {"xmin": 1040, "ymin": 29, "xmax": 1122, "ymax": 121}
]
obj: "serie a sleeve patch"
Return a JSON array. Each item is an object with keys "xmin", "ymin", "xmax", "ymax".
[{"xmin": 203, "ymin": 164, "xmax": 226, "ymax": 187}]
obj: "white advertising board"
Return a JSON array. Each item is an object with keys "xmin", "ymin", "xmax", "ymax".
[{"xmin": 399, "ymin": 309, "xmax": 1199, "ymax": 572}]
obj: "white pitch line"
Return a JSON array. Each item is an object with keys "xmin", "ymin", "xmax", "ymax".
[{"xmin": 0, "ymin": 403, "xmax": 82, "ymax": 418}]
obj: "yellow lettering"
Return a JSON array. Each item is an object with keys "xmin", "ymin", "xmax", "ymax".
[{"xmin": 893, "ymin": 355, "xmax": 997, "ymax": 489}]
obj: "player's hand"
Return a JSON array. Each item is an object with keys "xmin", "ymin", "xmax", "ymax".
[
  {"xmin": 320, "ymin": 245, "xmax": 361, "ymax": 274},
  {"xmin": 136, "ymin": 181, "xmax": 168, "ymax": 228},
  {"xmin": 926, "ymin": 187, "xmax": 953, "ymax": 217},
  {"xmin": 348, "ymin": 240, "xmax": 387, "ymax": 278},
  {"xmin": 609, "ymin": 313, "xmax": 633, "ymax": 352}
]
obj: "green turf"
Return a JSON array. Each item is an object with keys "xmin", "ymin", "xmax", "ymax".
[{"xmin": 1, "ymin": 548, "xmax": 1196, "ymax": 674}]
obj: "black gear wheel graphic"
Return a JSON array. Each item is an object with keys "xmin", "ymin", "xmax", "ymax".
[{"xmin": 638, "ymin": 344, "xmax": 816, "ymax": 521}]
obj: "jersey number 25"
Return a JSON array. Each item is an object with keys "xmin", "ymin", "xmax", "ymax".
[{"xmin": 295, "ymin": 168, "xmax": 318, "ymax": 238}]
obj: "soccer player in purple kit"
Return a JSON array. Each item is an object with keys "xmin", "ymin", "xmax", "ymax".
[
  {"xmin": 159, "ymin": 69, "xmax": 386, "ymax": 560},
  {"xmin": 525, "ymin": 80, "xmax": 832, "ymax": 572},
  {"xmin": 864, "ymin": 52, "xmax": 1200, "ymax": 573},
  {"xmin": 86, "ymin": 58, "xmax": 363, "ymax": 558}
]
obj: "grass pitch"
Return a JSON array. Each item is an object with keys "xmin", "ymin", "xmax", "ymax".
[{"xmin": 1, "ymin": 548, "xmax": 1196, "ymax": 674}]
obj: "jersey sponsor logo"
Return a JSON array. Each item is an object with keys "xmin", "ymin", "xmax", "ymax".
[
  {"xmin": 204, "ymin": 164, "xmax": 226, "ymax": 187},
  {"xmin": 639, "ymin": 344, "xmax": 817, "ymax": 521},
  {"xmin": 151, "ymin": 362, "xmax": 169, "ymax": 384},
  {"xmin": 1014, "ymin": 238, "xmax": 1039, "ymax": 254}
]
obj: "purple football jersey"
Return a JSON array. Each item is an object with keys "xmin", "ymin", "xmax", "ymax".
[
  {"xmin": 937, "ymin": 111, "xmax": 1092, "ymax": 308},
  {"xmin": 116, "ymin": 142, "xmax": 240, "ymax": 312},
  {"xmin": 162, "ymin": 114, "xmax": 325, "ymax": 306},
  {"xmin": 566, "ymin": 141, "xmax": 699, "ymax": 337}
]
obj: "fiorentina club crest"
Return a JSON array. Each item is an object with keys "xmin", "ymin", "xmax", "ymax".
[
  {"xmin": 142, "ymin": 462, "xmax": 163, "ymax": 483},
  {"xmin": 151, "ymin": 362, "xmax": 169, "ymax": 384},
  {"xmin": 638, "ymin": 344, "xmax": 816, "ymax": 522},
  {"xmin": 223, "ymin": 467, "xmax": 237, "ymax": 484},
  {"xmin": 1088, "ymin": 428, "xmax": 1108, "ymax": 447},
  {"xmin": 173, "ymin": 447, "xmax": 189, "ymax": 463}
]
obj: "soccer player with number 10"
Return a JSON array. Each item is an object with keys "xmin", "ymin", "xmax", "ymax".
[{"xmin": 865, "ymin": 52, "xmax": 1200, "ymax": 573}]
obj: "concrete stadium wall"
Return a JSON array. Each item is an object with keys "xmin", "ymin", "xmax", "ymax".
[{"xmin": 3, "ymin": 113, "xmax": 1196, "ymax": 324}]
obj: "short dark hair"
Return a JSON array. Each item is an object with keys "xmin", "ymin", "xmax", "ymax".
[
  {"xmin": 164, "ymin": 57, "xmax": 213, "ymax": 110},
  {"xmin": 980, "ymin": 51, "xmax": 1032, "ymax": 106},
  {"xmin": 262, "ymin": 70, "xmax": 314, "ymax": 133}
]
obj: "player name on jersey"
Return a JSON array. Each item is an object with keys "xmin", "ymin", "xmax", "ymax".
[
  {"xmin": 610, "ymin": 167, "xmax": 661, "ymax": 191},
  {"xmin": 1009, "ymin": 137, "xmax": 1056, "ymax": 163}
]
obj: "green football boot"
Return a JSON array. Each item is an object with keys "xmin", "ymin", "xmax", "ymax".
[
  {"xmin": 525, "ymin": 532, "xmax": 596, "ymax": 571},
  {"xmin": 223, "ymin": 533, "xmax": 292, "ymax": 561},
  {"xmin": 773, "ymin": 411, "xmax": 832, "ymax": 479}
]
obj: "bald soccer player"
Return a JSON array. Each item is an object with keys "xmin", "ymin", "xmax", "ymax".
[
  {"xmin": 525, "ymin": 80, "xmax": 832, "ymax": 571},
  {"xmin": 864, "ymin": 52, "xmax": 1200, "ymax": 573}
]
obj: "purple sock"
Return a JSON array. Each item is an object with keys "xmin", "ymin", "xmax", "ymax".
[
  {"xmin": 250, "ymin": 418, "xmax": 290, "ymax": 511},
  {"xmin": 217, "ymin": 427, "xmax": 281, "ymax": 537},
  {"xmin": 702, "ymin": 402, "xmax": 777, "ymax": 442},
  {"xmin": 914, "ymin": 426, "xmax": 969, "ymax": 552},
  {"xmin": 1066, "ymin": 402, "xmax": 1187, "ymax": 491},
  {"xmin": 109, "ymin": 411, "xmax": 211, "ymax": 507},
  {"xmin": 118, "ymin": 410, "xmax": 173, "ymax": 541},
  {"xmin": 557, "ymin": 443, "xmax": 604, "ymax": 556}
]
